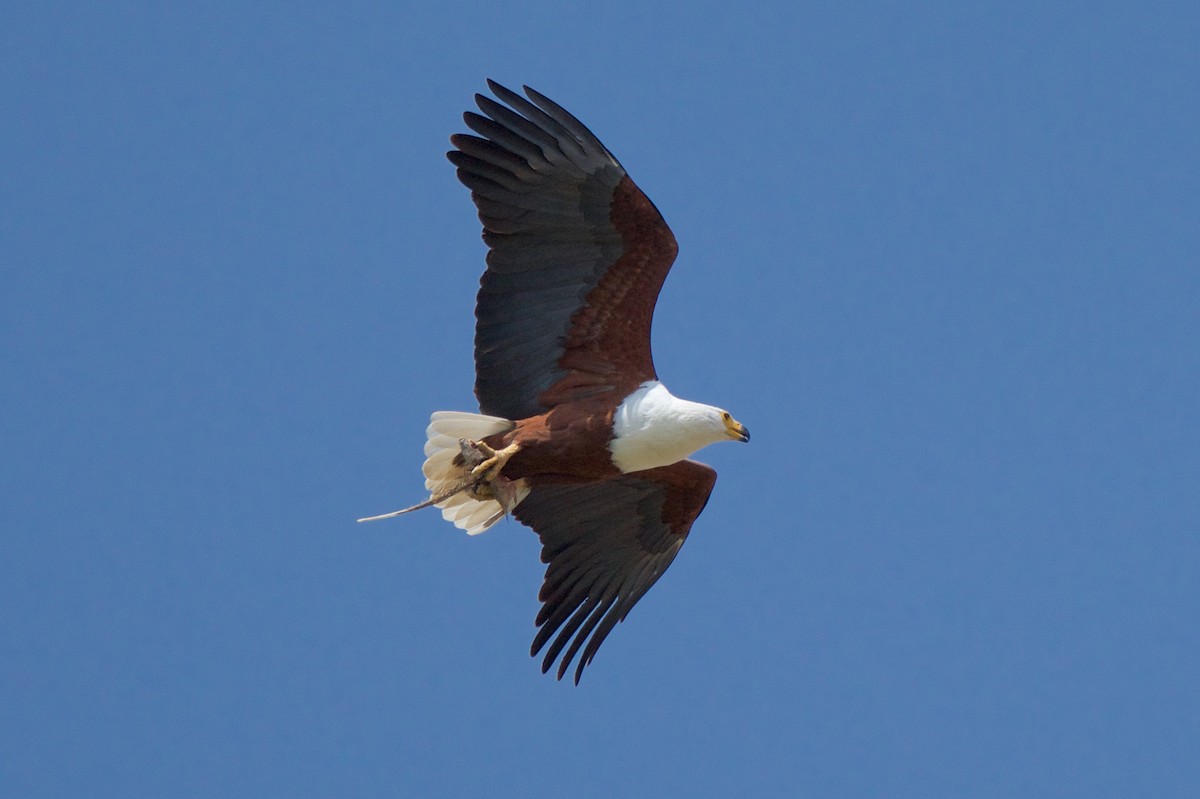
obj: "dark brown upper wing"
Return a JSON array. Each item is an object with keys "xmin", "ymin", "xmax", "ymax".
[
  {"xmin": 448, "ymin": 81, "xmax": 679, "ymax": 421},
  {"xmin": 512, "ymin": 460, "xmax": 717, "ymax": 683}
]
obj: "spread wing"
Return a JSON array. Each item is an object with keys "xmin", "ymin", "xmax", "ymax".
[
  {"xmin": 512, "ymin": 460, "xmax": 717, "ymax": 683},
  {"xmin": 448, "ymin": 80, "xmax": 679, "ymax": 421}
]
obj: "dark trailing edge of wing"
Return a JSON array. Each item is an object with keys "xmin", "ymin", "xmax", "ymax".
[
  {"xmin": 448, "ymin": 81, "xmax": 679, "ymax": 421},
  {"xmin": 514, "ymin": 460, "xmax": 717, "ymax": 683}
]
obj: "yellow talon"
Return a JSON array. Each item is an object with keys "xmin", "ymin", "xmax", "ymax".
[{"xmin": 470, "ymin": 442, "xmax": 520, "ymax": 482}]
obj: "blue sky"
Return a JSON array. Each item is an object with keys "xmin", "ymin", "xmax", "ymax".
[{"xmin": 3, "ymin": 2, "xmax": 1198, "ymax": 796}]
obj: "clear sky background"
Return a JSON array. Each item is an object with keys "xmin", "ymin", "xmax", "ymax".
[{"xmin": 3, "ymin": 2, "xmax": 1198, "ymax": 797}]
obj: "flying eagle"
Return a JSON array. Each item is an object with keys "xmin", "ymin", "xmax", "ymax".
[{"xmin": 361, "ymin": 81, "xmax": 749, "ymax": 683}]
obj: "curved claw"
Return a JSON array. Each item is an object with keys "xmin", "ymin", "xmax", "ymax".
[{"xmin": 471, "ymin": 442, "xmax": 520, "ymax": 482}]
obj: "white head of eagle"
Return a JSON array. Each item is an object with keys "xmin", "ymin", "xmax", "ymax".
[{"xmin": 609, "ymin": 381, "xmax": 750, "ymax": 473}]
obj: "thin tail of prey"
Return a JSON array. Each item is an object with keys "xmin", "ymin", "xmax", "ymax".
[{"xmin": 357, "ymin": 411, "xmax": 528, "ymax": 535}]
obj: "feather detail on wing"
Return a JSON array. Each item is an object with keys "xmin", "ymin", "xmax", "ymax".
[
  {"xmin": 513, "ymin": 460, "xmax": 716, "ymax": 683},
  {"xmin": 448, "ymin": 81, "xmax": 679, "ymax": 420}
]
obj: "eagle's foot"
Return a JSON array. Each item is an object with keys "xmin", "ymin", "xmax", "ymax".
[{"xmin": 469, "ymin": 442, "xmax": 520, "ymax": 482}]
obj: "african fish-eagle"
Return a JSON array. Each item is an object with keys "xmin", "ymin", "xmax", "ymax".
[{"xmin": 360, "ymin": 80, "xmax": 749, "ymax": 683}]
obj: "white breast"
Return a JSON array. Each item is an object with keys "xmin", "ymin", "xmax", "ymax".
[{"xmin": 608, "ymin": 381, "xmax": 725, "ymax": 473}]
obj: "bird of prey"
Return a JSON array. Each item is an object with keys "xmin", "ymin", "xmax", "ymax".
[{"xmin": 361, "ymin": 81, "xmax": 749, "ymax": 683}]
